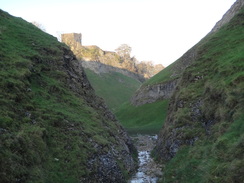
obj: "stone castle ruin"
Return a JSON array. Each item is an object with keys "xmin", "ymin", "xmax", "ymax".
[
  {"xmin": 61, "ymin": 33, "xmax": 82, "ymax": 46},
  {"xmin": 61, "ymin": 32, "xmax": 164, "ymax": 79}
]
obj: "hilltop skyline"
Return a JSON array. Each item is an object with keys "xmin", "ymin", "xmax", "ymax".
[{"xmin": 2, "ymin": 0, "xmax": 236, "ymax": 66}]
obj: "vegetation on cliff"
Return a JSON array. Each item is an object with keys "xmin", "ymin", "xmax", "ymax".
[
  {"xmin": 154, "ymin": 6, "xmax": 244, "ymax": 183},
  {"xmin": 0, "ymin": 9, "xmax": 136, "ymax": 182},
  {"xmin": 61, "ymin": 36, "xmax": 164, "ymax": 79}
]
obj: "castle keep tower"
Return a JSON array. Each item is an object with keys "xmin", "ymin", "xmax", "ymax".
[{"xmin": 61, "ymin": 33, "xmax": 82, "ymax": 46}]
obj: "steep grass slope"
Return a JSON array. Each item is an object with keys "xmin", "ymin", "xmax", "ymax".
[
  {"xmin": 84, "ymin": 68, "xmax": 142, "ymax": 112},
  {"xmin": 116, "ymin": 100, "xmax": 169, "ymax": 135},
  {"xmin": 0, "ymin": 10, "xmax": 136, "ymax": 183},
  {"xmin": 155, "ymin": 6, "xmax": 244, "ymax": 183}
]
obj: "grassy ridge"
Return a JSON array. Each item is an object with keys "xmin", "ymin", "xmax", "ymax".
[
  {"xmin": 0, "ymin": 10, "xmax": 135, "ymax": 182},
  {"xmin": 155, "ymin": 7, "xmax": 244, "ymax": 183},
  {"xmin": 116, "ymin": 100, "xmax": 169, "ymax": 134},
  {"xmin": 84, "ymin": 68, "xmax": 142, "ymax": 111}
]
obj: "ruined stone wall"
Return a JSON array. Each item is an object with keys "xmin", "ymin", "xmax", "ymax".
[{"xmin": 61, "ymin": 33, "xmax": 82, "ymax": 46}]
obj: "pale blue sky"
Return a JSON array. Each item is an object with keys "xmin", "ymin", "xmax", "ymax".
[{"xmin": 1, "ymin": 0, "xmax": 236, "ymax": 66}]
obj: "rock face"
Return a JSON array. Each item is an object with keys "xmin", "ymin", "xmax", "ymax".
[
  {"xmin": 56, "ymin": 50, "xmax": 138, "ymax": 183},
  {"xmin": 81, "ymin": 60, "xmax": 145, "ymax": 82},
  {"xmin": 169, "ymin": 45, "xmax": 199, "ymax": 78},
  {"xmin": 131, "ymin": 79, "xmax": 178, "ymax": 106},
  {"xmin": 211, "ymin": 0, "xmax": 244, "ymax": 33},
  {"xmin": 155, "ymin": 98, "xmax": 202, "ymax": 161},
  {"xmin": 130, "ymin": 42, "xmax": 199, "ymax": 107},
  {"xmin": 0, "ymin": 10, "xmax": 136, "ymax": 183},
  {"xmin": 61, "ymin": 34, "xmax": 164, "ymax": 79}
]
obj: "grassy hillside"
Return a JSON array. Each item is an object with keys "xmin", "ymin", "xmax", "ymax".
[
  {"xmin": 84, "ymin": 68, "xmax": 142, "ymax": 111},
  {"xmin": 116, "ymin": 100, "xmax": 169, "ymax": 135},
  {"xmin": 0, "ymin": 10, "xmax": 136, "ymax": 182},
  {"xmin": 142, "ymin": 61, "xmax": 176, "ymax": 86},
  {"xmin": 155, "ymin": 7, "xmax": 244, "ymax": 183},
  {"xmin": 84, "ymin": 65, "xmax": 169, "ymax": 135},
  {"xmin": 158, "ymin": 115, "xmax": 244, "ymax": 183}
]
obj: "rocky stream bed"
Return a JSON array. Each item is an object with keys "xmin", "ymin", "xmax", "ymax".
[{"xmin": 129, "ymin": 135, "xmax": 162, "ymax": 183}]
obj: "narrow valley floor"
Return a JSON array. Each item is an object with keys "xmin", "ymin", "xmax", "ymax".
[{"xmin": 129, "ymin": 135, "xmax": 162, "ymax": 183}]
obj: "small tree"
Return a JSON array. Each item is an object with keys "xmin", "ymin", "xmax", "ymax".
[
  {"xmin": 115, "ymin": 44, "xmax": 132, "ymax": 59},
  {"xmin": 31, "ymin": 21, "xmax": 46, "ymax": 32}
]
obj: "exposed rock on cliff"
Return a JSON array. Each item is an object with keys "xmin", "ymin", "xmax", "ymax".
[
  {"xmin": 156, "ymin": 0, "xmax": 244, "ymax": 160},
  {"xmin": 131, "ymin": 0, "xmax": 244, "ymax": 108},
  {"xmin": 130, "ymin": 39, "xmax": 200, "ymax": 107},
  {"xmin": 61, "ymin": 34, "xmax": 164, "ymax": 79},
  {"xmin": 81, "ymin": 61, "xmax": 145, "ymax": 83},
  {"xmin": 211, "ymin": 0, "xmax": 244, "ymax": 33},
  {"xmin": 131, "ymin": 79, "xmax": 178, "ymax": 106},
  {"xmin": 154, "ymin": 2, "xmax": 244, "ymax": 182}
]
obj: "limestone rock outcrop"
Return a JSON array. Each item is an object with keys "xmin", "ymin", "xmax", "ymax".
[
  {"xmin": 131, "ymin": 79, "xmax": 178, "ymax": 106},
  {"xmin": 81, "ymin": 60, "xmax": 145, "ymax": 82},
  {"xmin": 61, "ymin": 34, "xmax": 164, "ymax": 79},
  {"xmin": 211, "ymin": 0, "xmax": 244, "ymax": 33}
]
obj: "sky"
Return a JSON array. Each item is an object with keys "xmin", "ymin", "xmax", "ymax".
[{"xmin": 1, "ymin": 0, "xmax": 236, "ymax": 67}]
